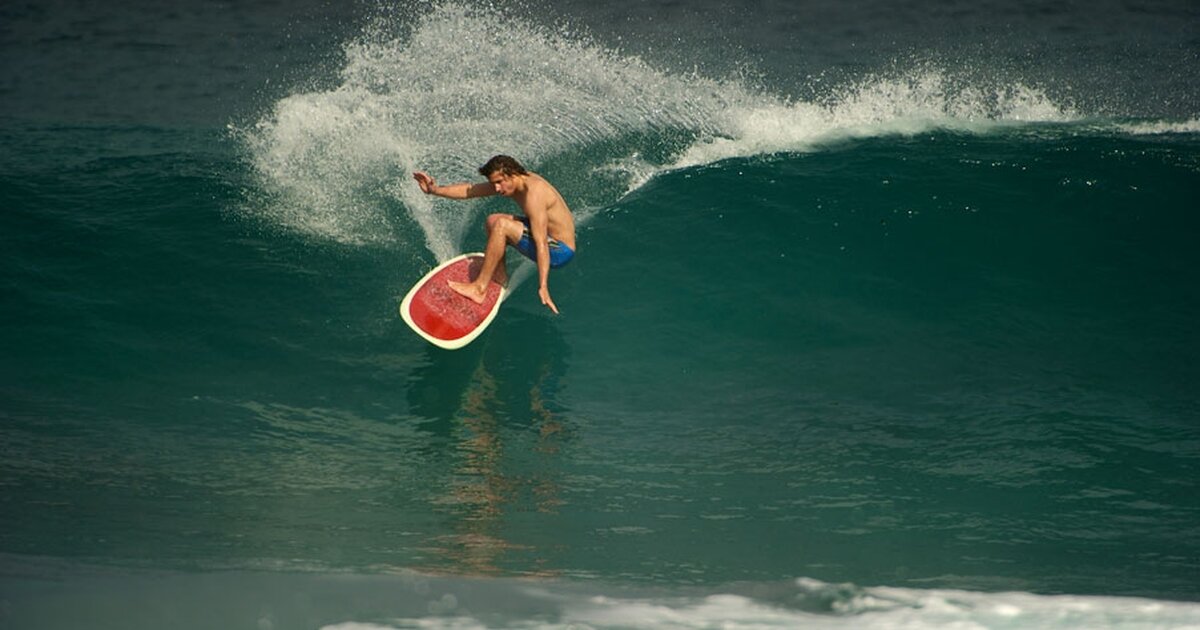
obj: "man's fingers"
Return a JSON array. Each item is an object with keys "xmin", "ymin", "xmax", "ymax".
[{"xmin": 540, "ymin": 291, "xmax": 559, "ymax": 315}]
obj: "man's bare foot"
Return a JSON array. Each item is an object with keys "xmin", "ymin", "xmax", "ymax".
[{"xmin": 448, "ymin": 279, "xmax": 487, "ymax": 304}]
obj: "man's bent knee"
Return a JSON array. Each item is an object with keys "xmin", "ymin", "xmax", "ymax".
[
  {"xmin": 487, "ymin": 215, "xmax": 524, "ymax": 242},
  {"xmin": 486, "ymin": 213, "xmax": 513, "ymax": 232}
]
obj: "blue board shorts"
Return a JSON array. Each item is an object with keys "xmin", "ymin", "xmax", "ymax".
[{"xmin": 514, "ymin": 216, "xmax": 575, "ymax": 268}]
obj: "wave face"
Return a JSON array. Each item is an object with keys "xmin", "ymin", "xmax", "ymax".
[{"xmin": 2, "ymin": 0, "xmax": 1199, "ymax": 627}]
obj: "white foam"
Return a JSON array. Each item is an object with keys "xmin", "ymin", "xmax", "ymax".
[
  {"xmin": 318, "ymin": 581, "xmax": 1200, "ymax": 630},
  {"xmin": 1116, "ymin": 118, "xmax": 1200, "ymax": 135}
]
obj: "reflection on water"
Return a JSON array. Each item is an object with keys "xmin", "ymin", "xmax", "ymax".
[{"xmin": 408, "ymin": 310, "xmax": 570, "ymax": 577}]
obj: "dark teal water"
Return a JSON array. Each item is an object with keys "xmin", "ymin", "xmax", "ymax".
[{"xmin": 2, "ymin": 1, "xmax": 1199, "ymax": 628}]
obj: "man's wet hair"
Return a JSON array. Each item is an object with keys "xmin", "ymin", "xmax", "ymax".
[{"xmin": 479, "ymin": 155, "xmax": 528, "ymax": 177}]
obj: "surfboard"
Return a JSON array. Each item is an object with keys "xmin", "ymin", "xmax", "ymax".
[{"xmin": 400, "ymin": 253, "xmax": 508, "ymax": 350}]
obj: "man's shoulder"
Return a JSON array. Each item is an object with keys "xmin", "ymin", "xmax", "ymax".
[
  {"xmin": 523, "ymin": 176, "xmax": 560, "ymax": 204},
  {"xmin": 527, "ymin": 173, "xmax": 554, "ymax": 190}
]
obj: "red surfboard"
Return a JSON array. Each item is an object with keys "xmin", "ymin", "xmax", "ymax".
[{"xmin": 400, "ymin": 253, "xmax": 508, "ymax": 349}]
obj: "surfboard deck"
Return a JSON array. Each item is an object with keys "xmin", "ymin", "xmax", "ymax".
[{"xmin": 400, "ymin": 253, "xmax": 507, "ymax": 350}]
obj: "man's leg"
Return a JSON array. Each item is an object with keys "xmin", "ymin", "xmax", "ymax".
[
  {"xmin": 483, "ymin": 214, "xmax": 518, "ymax": 286},
  {"xmin": 448, "ymin": 214, "xmax": 523, "ymax": 303}
]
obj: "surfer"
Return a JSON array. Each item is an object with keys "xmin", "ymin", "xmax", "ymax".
[{"xmin": 413, "ymin": 155, "xmax": 577, "ymax": 315}]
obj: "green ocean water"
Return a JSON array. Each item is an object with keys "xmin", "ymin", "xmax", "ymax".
[{"xmin": 2, "ymin": 0, "xmax": 1199, "ymax": 628}]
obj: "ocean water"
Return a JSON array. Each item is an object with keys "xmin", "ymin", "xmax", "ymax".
[{"xmin": 2, "ymin": 0, "xmax": 1199, "ymax": 628}]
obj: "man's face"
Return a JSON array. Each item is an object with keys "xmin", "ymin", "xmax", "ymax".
[{"xmin": 488, "ymin": 172, "xmax": 515, "ymax": 196}]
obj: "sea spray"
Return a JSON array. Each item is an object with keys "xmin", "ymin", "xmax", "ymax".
[
  {"xmin": 244, "ymin": 3, "xmax": 733, "ymax": 255},
  {"xmin": 243, "ymin": 4, "xmax": 1082, "ymax": 256}
]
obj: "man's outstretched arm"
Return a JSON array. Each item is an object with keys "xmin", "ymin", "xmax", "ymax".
[{"xmin": 413, "ymin": 172, "xmax": 495, "ymax": 199}]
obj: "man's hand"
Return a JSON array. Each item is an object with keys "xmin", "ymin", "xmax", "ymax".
[
  {"xmin": 539, "ymin": 286, "xmax": 559, "ymax": 315},
  {"xmin": 412, "ymin": 172, "xmax": 436, "ymax": 194}
]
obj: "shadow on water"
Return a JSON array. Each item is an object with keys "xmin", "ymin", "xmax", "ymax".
[{"xmin": 405, "ymin": 309, "xmax": 572, "ymax": 576}]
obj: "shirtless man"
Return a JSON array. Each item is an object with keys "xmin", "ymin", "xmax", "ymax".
[{"xmin": 412, "ymin": 155, "xmax": 577, "ymax": 314}]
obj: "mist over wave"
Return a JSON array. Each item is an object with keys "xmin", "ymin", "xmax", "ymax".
[{"xmin": 242, "ymin": 2, "xmax": 1085, "ymax": 255}]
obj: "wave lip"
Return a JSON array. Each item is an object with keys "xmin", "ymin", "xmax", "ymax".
[
  {"xmin": 672, "ymin": 71, "xmax": 1080, "ymax": 169},
  {"xmin": 1116, "ymin": 118, "xmax": 1200, "ymax": 135}
]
